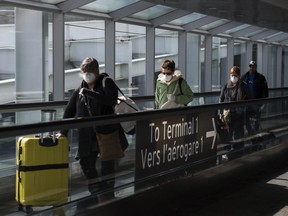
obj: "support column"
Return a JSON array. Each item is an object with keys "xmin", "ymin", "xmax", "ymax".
[
  {"xmin": 52, "ymin": 12, "xmax": 65, "ymax": 101},
  {"xmin": 178, "ymin": 31, "xmax": 187, "ymax": 78},
  {"xmin": 203, "ymin": 35, "xmax": 212, "ymax": 92},
  {"xmin": 105, "ymin": 20, "xmax": 115, "ymax": 80},
  {"xmin": 276, "ymin": 46, "xmax": 282, "ymax": 88},
  {"xmin": 146, "ymin": 27, "xmax": 155, "ymax": 96},
  {"xmin": 15, "ymin": 8, "xmax": 48, "ymax": 124},
  {"xmin": 226, "ymin": 38, "xmax": 234, "ymax": 85}
]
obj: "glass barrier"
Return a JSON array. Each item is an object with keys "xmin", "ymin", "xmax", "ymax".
[{"xmin": 0, "ymin": 93, "xmax": 288, "ymax": 215}]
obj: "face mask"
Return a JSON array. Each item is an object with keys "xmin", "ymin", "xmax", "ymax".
[
  {"xmin": 164, "ymin": 74, "xmax": 172, "ymax": 82},
  {"xmin": 83, "ymin": 72, "xmax": 96, "ymax": 84},
  {"xmin": 230, "ymin": 75, "xmax": 239, "ymax": 83}
]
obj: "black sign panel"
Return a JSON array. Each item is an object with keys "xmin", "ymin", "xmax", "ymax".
[{"xmin": 135, "ymin": 111, "xmax": 217, "ymax": 180}]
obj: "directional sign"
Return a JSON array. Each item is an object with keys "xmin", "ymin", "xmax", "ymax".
[{"xmin": 135, "ymin": 111, "xmax": 217, "ymax": 180}]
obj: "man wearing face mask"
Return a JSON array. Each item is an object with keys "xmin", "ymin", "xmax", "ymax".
[
  {"xmin": 220, "ymin": 66, "xmax": 250, "ymax": 143},
  {"xmin": 155, "ymin": 59, "xmax": 194, "ymax": 109},
  {"xmin": 60, "ymin": 57, "xmax": 128, "ymax": 195},
  {"xmin": 241, "ymin": 61, "xmax": 268, "ymax": 135}
]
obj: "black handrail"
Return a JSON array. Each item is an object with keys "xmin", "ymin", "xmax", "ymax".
[
  {"xmin": 0, "ymin": 96, "xmax": 287, "ymax": 138},
  {"xmin": 0, "ymin": 87, "xmax": 287, "ymax": 113}
]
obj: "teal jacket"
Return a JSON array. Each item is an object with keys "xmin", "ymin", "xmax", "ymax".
[{"xmin": 155, "ymin": 70, "xmax": 194, "ymax": 109}]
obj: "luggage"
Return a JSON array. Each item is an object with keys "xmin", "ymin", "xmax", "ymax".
[{"xmin": 15, "ymin": 110, "xmax": 69, "ymax": 212}]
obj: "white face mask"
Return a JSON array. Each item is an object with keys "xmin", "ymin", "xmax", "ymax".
[
  {"xmin": 230, "ymin": 75, "xmax": 239, "ymax": 83},
  {"xmin": 83, "ymin": 72, "xmax": 96, "ymax": 84},
  {"xmin": 164, "ymin": 74, "xmax": 172, "ymax": 82}
]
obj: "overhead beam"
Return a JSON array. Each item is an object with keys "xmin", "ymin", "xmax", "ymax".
[
  {"xmin": 0, "ymin": 0, "xmax": 60, "ymax": 12},
  {"xmin": 109, "ymin": 1, "xmax": 155, "ymax": 21},
  {"xmin": 231, "ymin": 26, "xmax": 263, "ymax": 38},
  {"xmin": 209, "ymin": 21, "xmax": 242, "ymax": 35},
  {"xmin": 150, "ymin": 9, "xmax": 190, "ymax": 27},
  {"xmin": 183, "ymin": 16, "xmax": 219, "ymax": 31},
  {"xmin": 250, "ymin": 29, "xmax": 279, "ymax": 40},
  {"xmin": 266, "ymin": 32, "xmax": 288, "ymax": 42},
  {"xmin": 57, "ymin": 0, "xmax": 95, "ymax": 13}
]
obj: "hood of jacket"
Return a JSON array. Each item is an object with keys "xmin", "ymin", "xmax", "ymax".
[{"xmin": 157, "ymin": 70, "xmax": 182, "ymax": 85}]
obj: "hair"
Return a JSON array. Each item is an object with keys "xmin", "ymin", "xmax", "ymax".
[
  {"xmin": 162, "ymin": 59, "xmax": 175, "ymax": 71},
  {"xmin": 230, "ymin": 66, "xmax": 240, "ymax": 76},
  {"xmin": 80, "ymin": 57, "xmax": 99, "ymax": 73}
]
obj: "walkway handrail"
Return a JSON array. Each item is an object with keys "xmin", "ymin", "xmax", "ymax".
[
  {"xmin": 0, "ymin": 87, "xmax": 287, "ymax": 113},
  {"xmin": 0, "ymin": 95, "xmax": 287, "ymax": 138}
]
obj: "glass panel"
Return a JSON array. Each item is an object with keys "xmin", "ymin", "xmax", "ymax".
[
  {"xmin": 154, "ymin": 28, "xmax": 179, "ymax": 91},
  {"xmin": 169, "ymin": 12, "xmax": 206, "ymax": 25},
  {"xmin": 115, "ymin": 23, "xmax": 146, "ymax": 96},
  {"xmin": 186, "ymin": 33, "xmax": 201, "ymax": 95},
  {"xmin": 225, "ymin": 24, "xmax": 250, "ymax": 34},
  {"xmin": 64, "ymin": 14, "xmax": 105, "ymax": 94},
  {"xmin": 234, "ymin": 40, "xmax": 247, "ymax": 72},
  {"xmin": 80, "ymin": 0, "xmax": 138, "ymax": 13},
  {"xmin": 131, "ymin": 5, "xmax": 174, "ymax": 20},
  {"xmin": 212, "ymin": 37, "xmax": 227, "ymax": 92},
  {"xmin": 30, "ymin": 0, "xmax": 65, "ymax": 4},
  {"xmin": 246, "ymin": 28, "xmax": 266, "ymax": 37},
  {"xmin": 282, "ymin": 47, "xmax": 288, "ymax": 88},
  {"xmin": 199, "ymin": 19, "xmax": 229, "ymax": 31},
  {"xmin": 267, "ymin": 45, "xmax": 277, "ymax": 88}
]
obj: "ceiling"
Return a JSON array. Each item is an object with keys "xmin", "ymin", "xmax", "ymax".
[{"xmin": 1, "ymin": 0, "xmax": 288, "ymax": 45}]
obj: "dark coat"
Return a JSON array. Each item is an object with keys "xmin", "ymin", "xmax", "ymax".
[
  {"xmin": 220, "ymin": 80, "xmax": 250, "ymax": 103},
  {"xmin": 61, "ymin": 73, "xmax": 128, "ymax": 158},
  {"xmin": 241, "ymin": 71, "xmax": 268, "ymax": 99},
  {"xmin": 220, "ymin": 80, "xmax": 250, "ymax": 116}
]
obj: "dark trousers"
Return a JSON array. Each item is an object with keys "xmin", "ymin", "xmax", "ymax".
[
  {"xmin": 228, "ymin": 114, "xmax": 245, "ymax": 149},
  {"xmin": 79, "ymin": 152, "xmax": 115, "ymax": 194},
  {"xmin": 246, "ymin": 110, "xmax": 261, "ymax": 135}
]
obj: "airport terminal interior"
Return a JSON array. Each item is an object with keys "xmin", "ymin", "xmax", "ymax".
[{"xmin": 0, "ymin": 0, "xmax": 288, "ymax": 215}]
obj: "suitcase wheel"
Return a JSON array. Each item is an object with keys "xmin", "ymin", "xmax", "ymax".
[{"xmin": 18, "ymin": 204, "xmax": 33, "ymax": 214}]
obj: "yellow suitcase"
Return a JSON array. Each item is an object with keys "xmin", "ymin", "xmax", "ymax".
[{"xmin": 16, "ymin": 135, "xmax": 69, "ymax": 210}]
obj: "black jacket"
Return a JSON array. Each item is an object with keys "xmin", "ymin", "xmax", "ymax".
[
  {"xmin": 241, "ymin": 71, "xmax": 268, "ymax": 99},
  {"xmin": 61, "ymin": 73, "xmax": 127, "ymax": 158},
  {"xmin": 220, "ymin": 80, "xmax": 250, "ymax": 116}
]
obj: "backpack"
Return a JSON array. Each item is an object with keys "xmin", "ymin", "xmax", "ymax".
[
  {"xmin": 178, "ymin": 77, "xmax": 187, "ymax": 106},
  {"xmin": 102, "ymin": 75, "xmax": 140, "ymax": 135}
]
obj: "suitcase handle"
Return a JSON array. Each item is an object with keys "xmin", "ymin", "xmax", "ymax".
[
  {"xmin": 36, "ymin": 136, "xmax": 59, "ymax": 146},
  {"xmin": 41, "ymin": 109, "xmax": 57, "ymax": 143}
]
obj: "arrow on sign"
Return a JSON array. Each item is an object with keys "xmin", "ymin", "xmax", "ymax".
[{"xmin": 206, "ymin": 117, "xmax": 217, "ymax": 149}]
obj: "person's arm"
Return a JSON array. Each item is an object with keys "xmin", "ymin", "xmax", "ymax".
[
  {"xmin": 219, "ymin": 85, "xmax": 226, "ymax": 102},
  {"xmin": 61, "ymin": 89, "xmax": 78, "ymax": 136},
  {"xmin": 155, "ymin": 82, "xmax": 160, "ymax": 109},
  {"xmin": 262, "ymin": 76, "xmax": 269, "ymax": 98},
  {"xmin": 175, "ymin": 78, "xmax": 194, "ymax": 105},
  {"xmin": 81, "ymin": 77, "xmax": 118, "ymax": 107}
]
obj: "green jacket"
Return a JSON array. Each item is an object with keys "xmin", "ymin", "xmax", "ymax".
[{"xmin": 155, "ymin": 71, "xmax": 194, "ymax": 109}]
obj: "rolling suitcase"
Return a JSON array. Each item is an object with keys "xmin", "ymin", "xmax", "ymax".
[{"xmin": 15, "ymin": 109, "xmax": 69, "ymax": 213}]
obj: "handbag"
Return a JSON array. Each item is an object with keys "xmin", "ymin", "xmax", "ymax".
[
  {"xmin": 96, "ymin": 130, "xmax": 124, "ymax": 161},
  {"xmin": 102, "ymin": 76, "xmax": 140, "ymax": 135},
  {"xmin": 83, "ymin": 96, "xmax": 124, "ymax": 161},
  {"xmin": 160, "ymin": 80, "xmax": 184, "ymax": 109},
  {"xmin": 220, "ymin": 109, "xmax": 231, "ymax": 124}
]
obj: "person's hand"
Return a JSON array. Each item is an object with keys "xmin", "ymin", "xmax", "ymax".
[
  {"xmin": 167, "ymin": 94, "xmax": 175, "ymax": 101},
  {"xmin": 56, "ymin": 133, "xmax": 65, "ymax": 138},
  {"xmin": 79, "ymin": 88, "xmax": 85, "ymax": 96}
]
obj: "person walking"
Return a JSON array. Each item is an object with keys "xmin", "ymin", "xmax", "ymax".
[
  {"xmin": 241, "ymin": 61, "xmax": 268, "ymax": 135},
  {"xmin": 220, "ymin": 66, "xmax": 250, "ymax": 145},
  {"xmin": 60, "ymin": 57, "xmax": 128, "ymax": 194},
  {"xmin": 155, "ymin": 59, "xmax": 194, "ymax": 109}
]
